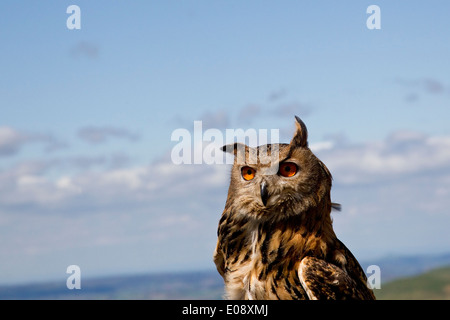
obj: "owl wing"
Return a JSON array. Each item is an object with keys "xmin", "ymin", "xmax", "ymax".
[{"xmin": 298, "ymin": 255, "xmax": 375, "ymax": 300}]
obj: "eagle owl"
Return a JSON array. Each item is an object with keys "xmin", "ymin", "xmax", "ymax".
[{"xmin": 213, "ymin": 116, "xmax": 375, "ymax": 300}]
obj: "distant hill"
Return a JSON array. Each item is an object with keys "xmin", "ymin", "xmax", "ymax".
[
  {"xmin": 0, "ymin": 270, "xmax": 224, "ymax": 300},
  {"xmin": 2, "ymin": 252, "xmax": 450, "ymax": 300},
  {"xmin": 375, "ymin": 265, "xmax": 450, "ymax": 300},
  {"xmin": 361, "ymin": 252, "xmax": 450, "ymax": 283}
]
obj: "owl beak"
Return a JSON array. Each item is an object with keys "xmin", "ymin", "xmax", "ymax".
[{"xmin": 260, "ymin": 181, "xmax": 270, "ymax": 206}]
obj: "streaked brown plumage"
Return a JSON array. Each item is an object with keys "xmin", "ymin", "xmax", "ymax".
[{"xmin": 213, "ymin": 116, "xmax": 375, "ymax": 300}]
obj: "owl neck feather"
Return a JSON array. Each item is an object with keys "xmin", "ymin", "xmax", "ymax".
[{"xmin": 227, "ymin": 196, "xmax": 337, "ymax": 262}]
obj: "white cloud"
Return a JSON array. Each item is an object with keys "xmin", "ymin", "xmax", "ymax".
[
  {"xmin": 311, "ymin": 131, "xmax": 450, "ymax": 259},
  {"xmin": 0, "ymin": 151, "xmax": 230, "ymax": 282},
  {"xmin": 310, "ymin": 140, "xmax": 334, "ymax": 152},
  {"xmin": 316, "ymin": 130, "xmax": 450, "ymax": 184},
  {"xmin": 0, "ymin": 149, "xmax": 229, "ymax": 212},
  {"xmin": 56, "ymin": 176, "xmax": 83, "ymax": 194},
  {"xmin": 3, "ymin": 129, "xmax": 449, "ymax": 215},
  {"xmin": 2, "ymin": 129, "xmax": 450, "ymax": 283}
]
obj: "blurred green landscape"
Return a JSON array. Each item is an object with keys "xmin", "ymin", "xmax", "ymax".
[
  {"xmin": 375, "ymin": 266, "xmax": 450, "ymax": 300},
  {"xmin": 1, "ymin": 253, "xmax": 450, "ymax": 300}
]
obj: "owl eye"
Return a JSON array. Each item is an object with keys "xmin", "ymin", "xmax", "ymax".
[
  {"xmin": 241, "ymin": 166, "xmax": 256, "ymax": 181},
  {"xmin": 279, "ymin": 162, "xmax": 298, "ymax": 177}
]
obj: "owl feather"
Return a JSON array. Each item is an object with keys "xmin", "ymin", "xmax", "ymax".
[{"xmin": 213, "ymin": 116, "xmax": 375, "ymax": 300}]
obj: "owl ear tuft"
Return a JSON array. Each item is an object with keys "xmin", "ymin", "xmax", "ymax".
[
  {"xmin": 290, "ymin": 115, "xmax": 308, "ymax": 148},
  {"xmin": 221, "ymin": 143, "xmax": 247, "ymax": 156}
]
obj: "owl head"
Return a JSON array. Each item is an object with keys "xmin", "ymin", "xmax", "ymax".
[{"xmin": 222, "ymin": 116, "xmax": 335, "ymax": 222}]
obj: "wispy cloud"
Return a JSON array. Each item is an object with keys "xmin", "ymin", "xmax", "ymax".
[
  {"xmin": 236, "ymin": 101, "xmax": 312, "ymax": 126},
  {"xmin": 0, "ymin": 127, "xmax": 67, "ymax": 157},
  {"xmin": 173, "ymin": 109, "xmax": 230, "ymax": 131},
  {"xmin": 173, "ymin": 89, "xmax": 313, "ymax": 130},
  {"xmin": 0, "ymin": 127, "xmax": 26, "ymax": 156},
  {"xmin": 422, "ymin": 78, "xmax": 445, "ymax": 94},
  {"xmin": 77, "ymin": 126, "xmax": 140, "ymax": 145},
  {"xmin": 267, "ymin": 88, "xmax": 287, "ymax": 102},
  {"xmin": 396, "ymin": 77, "xmax": 450, "ymax": 102},
  {"xmin": 237, "ymin": 104, "xmax": 262, "ymax": 124},
  {"xmin": 235, "ymin": 93, "xmax": 313, "ymax": 127},
  {"xmin": 272, "ymin": 101, "xmax": 312, "ymax": 118},
  {"xmin": 69, "ymin": 41, "xmax": 99, "ymax": 59},
  {"xmin": 199, "ymin": 110, "xmax": 230, "ymax": 129}
]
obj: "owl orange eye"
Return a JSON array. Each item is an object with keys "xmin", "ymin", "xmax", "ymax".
[
  {"xmin": 241, "ymin": 166, "xmax": 256, "ymax": 181},
  {"xmin": 279, "ymin": 162, "xmax": 297, "ymax": 177}
]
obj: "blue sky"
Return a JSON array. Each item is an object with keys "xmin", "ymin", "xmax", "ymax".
[{"xmin": 1, "ymin": 1, "xmax": 450, "ymax": 284}]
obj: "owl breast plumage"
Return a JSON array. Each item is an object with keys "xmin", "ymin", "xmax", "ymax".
[{"xmin": 213, "ymin": 116, "xmax": 375, "ymax": 300}]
